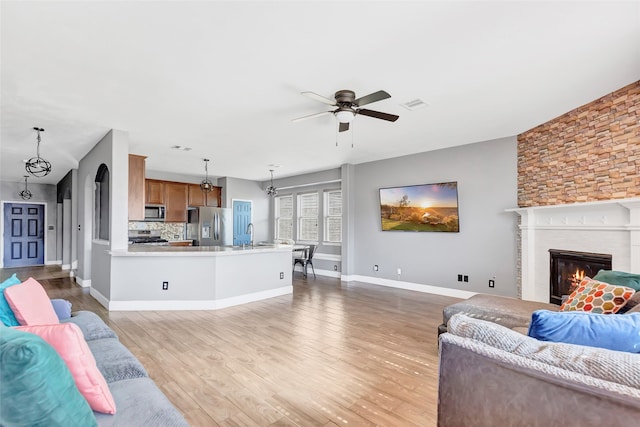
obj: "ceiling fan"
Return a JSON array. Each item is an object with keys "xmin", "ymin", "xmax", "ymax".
[{"xmin": 292, "ymin": 89, "xmax": 399, "ymax": 132}]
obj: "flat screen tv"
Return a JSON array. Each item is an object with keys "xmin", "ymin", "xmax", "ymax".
[{"xmin": 379, "ymin": 181, "xmax": 459, "ymax": 232}]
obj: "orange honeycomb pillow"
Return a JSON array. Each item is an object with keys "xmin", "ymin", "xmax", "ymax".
[{"xmin": 560, "ymin": 277, "xmax": 635, "ymax": 314}]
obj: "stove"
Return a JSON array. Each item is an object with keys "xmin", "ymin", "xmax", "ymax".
[{"xmin": 128, "ymin": 230, "xmax": 169, "ymax": 246}]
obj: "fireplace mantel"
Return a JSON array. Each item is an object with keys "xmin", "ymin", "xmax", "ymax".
[{"xmin": 507, "ymin": 198, "xmax": 640, "ymax": 302}]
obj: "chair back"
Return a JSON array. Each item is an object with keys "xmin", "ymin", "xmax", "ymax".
[{"xmin": 307, "ymin": 244, "xmax": 317, "ymax": 260}]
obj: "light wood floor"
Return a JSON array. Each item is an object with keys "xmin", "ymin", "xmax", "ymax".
[{"xmin": 1, "ymin": 266, "xmax": 460, "ymax": 426}]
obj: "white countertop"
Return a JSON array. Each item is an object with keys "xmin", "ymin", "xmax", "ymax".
[{"xmin": 111, "ymin": 244, "xmax": 295, "ymax": 257}]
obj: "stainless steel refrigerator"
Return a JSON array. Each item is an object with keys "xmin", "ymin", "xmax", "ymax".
[{"xmin": 186, "ymin": 207, "xmax": 232, "ymax": 246}]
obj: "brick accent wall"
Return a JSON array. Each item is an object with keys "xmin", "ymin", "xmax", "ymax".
[{"xmin": 518, "ymin": 81, "xmax": 640, "ymax": 207}]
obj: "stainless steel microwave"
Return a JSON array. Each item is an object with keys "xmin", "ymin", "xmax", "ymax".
[{"xmin": 144, "ymin": 205, "xmax": 165, "ymax": 221}]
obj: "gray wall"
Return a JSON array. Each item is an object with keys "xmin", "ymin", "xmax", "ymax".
[
  {"xmin": 77, "ymin": 129, "xmax": 129, "ymax": 285},
  {"xmin": 0, "ymin": 179, "xmax": 58, "ymax": 264},
  {"xmin": 349, "ymin": 136, "xmax": 519, "ymax": 296}
]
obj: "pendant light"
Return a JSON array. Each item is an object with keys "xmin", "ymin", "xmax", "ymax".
[
  {"xmin": 26, "ymin": 127, "xmax": 52, "ymax": 177},
  {"xmin": 266, "ymin": 169, "xmax": 277, "ymax": 198},
  {"xmin": 200, "ymin": 158, "xmax": 214, "ymax": 193},
  {"xmin": 19, "ymin": 176, "xmax": 32, "ymax": 200}
]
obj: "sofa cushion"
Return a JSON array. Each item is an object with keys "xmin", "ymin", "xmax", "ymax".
[
  {"xmin": 0, "ymin": 325, "xmax": 97, "ymax": 426},
  {"xmin": 94, "ymin": 377, "xmax": 189, "ymax": 427},
  {"xmin": 17, "ymin": 323, "xmax": 117, "ymax": 414},
  {"xmin": 5, "ymin": 277, "xmax": 59, "ymax": 325},
  {"xmin": 593, "ymin": 270, "xmax": 640, "ymax": 291},
  {"xmin": 443, "ymin": 293, "xmax": 557, "ymax": 330},
  {"xmin": 447, "ymin": 313, "xmax": 640, "ymax": 389},
  {"xmin": 0, "ymin": 273, "xmax": 21, "ymax": 326},
  {"xmin": 62, "ymin": 310, "xmax": 118, "ymax": 341},
  {"xmin": 560, "ymin": 277, "xmax": 635, "ymax": 314},
  {"xmin": 51, "ymin": 299, "xmax": 73, "ymax": 320},
  {"xmin": 88, "ymin": 338, "xmax": 148, "ymax": 383},
  {"xmin": 528, "ymin": 310, "xmax": 640, "ymax": 353}
]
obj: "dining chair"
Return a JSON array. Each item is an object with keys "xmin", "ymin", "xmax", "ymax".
[{"xmin": 293, "ymin": 244, "xmax": 316, "ymax": 278}]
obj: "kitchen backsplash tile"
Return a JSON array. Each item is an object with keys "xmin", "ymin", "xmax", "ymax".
[{"xmin": 128, "ymin": 222, "xmax": 186, "ymax": 241}]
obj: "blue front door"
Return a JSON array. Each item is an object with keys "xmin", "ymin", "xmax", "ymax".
[
  {"xmin": 232, "ymin": 200, "xmax": 252, "ymax": 246},
  {"xmin": 3, "ymin": 203, "xmax": 45, "ymax": 267}
]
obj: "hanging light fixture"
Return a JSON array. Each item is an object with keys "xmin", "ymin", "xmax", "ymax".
[
  {"xmin": 19, "ymin": 176, "xmax": 32, "ymax": 200},
  {"xmin": 26, "ymin": 127, "xmax": 52, "ymax": 177},
  {"xmin": 266, "ymin": 169, "xmax": 277, "ymax": 198},
  {"xmin": 200, "ymin": 158, "xmax": 214, "ymax": 193}
]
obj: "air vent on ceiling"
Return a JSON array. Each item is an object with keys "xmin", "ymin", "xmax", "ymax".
[
  {"xmin": 170, "ymin": 145, "xmax": 192, "ymax": 151},
  {"xmin": 400, "ymin": 98, "xmax": 428, "ymax": 111}
]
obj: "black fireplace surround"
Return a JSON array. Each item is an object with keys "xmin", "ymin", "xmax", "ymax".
[{"xmin": 549, "ymin": 250, "xmax": 613, "ymax": 305}]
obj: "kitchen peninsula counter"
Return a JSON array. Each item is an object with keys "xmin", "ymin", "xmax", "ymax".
[
  {"xmin": 111, "ymin": 244, "xmax": 294, "ymax": 257},
  {"xmin": 95, "ymin": 244, "xmax": 295, "ymax": 312}
]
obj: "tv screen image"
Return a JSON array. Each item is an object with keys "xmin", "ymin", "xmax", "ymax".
[{"xmin": 379, "ymin": 182, "xmax": 459, "ymax": 232}]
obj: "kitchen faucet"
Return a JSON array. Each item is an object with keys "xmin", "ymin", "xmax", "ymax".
[{"xmin": 246, "ymin": 223, "xmax": 254, "ymax": 247}]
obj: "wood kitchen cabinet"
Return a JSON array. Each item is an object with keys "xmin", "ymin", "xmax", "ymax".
[
  {"xmin": 146, "ymin": 179, "xmax": 165, "ymax": 205},
  {"xmin": 188, "ymin": 183, "xmax": 222, "ymax": 207},
  {"xmin": 128, "ymin": 155, "xmax": 146, "ymax": 221},
  {"xmin": 164, "ymin": 182, "xmax": 188, "ymax": 222}
]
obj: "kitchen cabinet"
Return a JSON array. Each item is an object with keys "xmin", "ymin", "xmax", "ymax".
[
  {"xmin": 128, "ymin": 155, "xmax": 146, "ymax": 221},
  {"xmin": 146, "ymin": 180, "xmax": 165, "ymax": 205},
  {"xmin": 188, "ymin": 183, "xmax": 221, "ymax": 207},
  {"xmin": 164, "ymin": 182, "xmax": 188, "ymax": 222}
]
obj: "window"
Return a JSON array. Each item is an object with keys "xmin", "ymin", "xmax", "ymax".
[
  {"xmin": 275, "ymin": 195, "xmax": 293, "ymax": 241},
  {"xmin": 324, "ymin": 190, "xmax": 342, "ymax": 243},
  {"xmin": 298, "ymin": 192, "xmax": 318, "ymax": 242}
]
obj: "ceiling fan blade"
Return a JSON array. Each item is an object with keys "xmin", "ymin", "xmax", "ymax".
[
  {"xmin": 292, "ymin": 111, "xmax": 333, "ymax": 122},
  {"xmin": 353, "ymin": 90, "xmax": 391, "ymax": 107},
  {"xmin": 301, "ymin": 91, "xmax": 337, "ymax": 106},
  {"xmin": 339, "ymin": 122, "xmax": 350, "ymax": 132},
  {"xmin": 357, "ymin": 108, "xmax": 399, "ymax": 122}
]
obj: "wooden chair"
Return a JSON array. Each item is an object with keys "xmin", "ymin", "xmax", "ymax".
[{"xmin": 293, "ymin": 244, "xmax": 316, "ymax": 278}]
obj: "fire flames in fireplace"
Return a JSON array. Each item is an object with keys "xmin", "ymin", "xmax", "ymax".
[
  {"xmin": 569, "ymin": 268, "xmax": 585, "ymax": 294},
  {"xmin": 549, "ymin": 250, "xmax": 612, "ymax": 305}
]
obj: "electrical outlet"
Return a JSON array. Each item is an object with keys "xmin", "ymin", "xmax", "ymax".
[
  {"xmin": 457, "ymin": 274, "xmax": 463, "ymax": 282},
  {"xmin": 162, "ymin": 281, "xmax": 168, "ymax": 290},
  {"xmin": 279, "ymin": 272, "xmax": 284, "ymax": 279},
  {"xmin": 373, "ymin": 265, "xmax": 379, "ymax": 271},
  {"xmin": 463, "ymin": 275, "xmax": 469, "ymax": 282},
  {"xmin": 489, "ymin": 279, "xmax": 495, "ymax": 288},
  {"xmin": 397, "ymin": 268, "xmax": 402, "ymax": 275}
]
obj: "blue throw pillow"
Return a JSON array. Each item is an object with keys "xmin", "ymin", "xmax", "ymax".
[
  {"xmin": 593, "ymin": 270, "xmax": 640, "ymax": 291},
  {"xmin": 0, "ymin": 326, "xmax": 98, "ymax": 426},
  {"xmin": 528, "ymin": 310, "xmax": 640, "ymax": 353},
  {"xmin": 0, "ymin": 274, "xmax": 21, "ymax": 326},
  {"xmin": 51, "ymin": 299, "xmax": 73, "ymax": 320}
]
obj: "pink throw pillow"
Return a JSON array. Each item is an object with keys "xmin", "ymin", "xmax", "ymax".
[
  {"xmin": 17, "ymin": 323, "xmax": 117, "ymax": 414},
  {"xmin": 4, "ymin": 277, "xmax": 59, "ymax": 325}
]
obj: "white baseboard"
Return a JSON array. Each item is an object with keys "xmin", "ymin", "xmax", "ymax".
[
  {"xmin": 89, "ymin": 287, "xmax": 110, "ymax": 309},
  {"xmin": 75, "ymin": 277, "xmax": 91, "ymax": 288},
  {"xmin": 107, "ymin": 286, "xmax": 293, "ymax": 311},
  {"xmin": 45, "ymin": 260, "xmax": 62, "ymax": 265},
  {"xmin": 61, "ymin": 264, "xmax": 71, "ymax": 270},
  {"xmin": 71, "ymin": 260, "xmax": 78, "ymax": 269},
  {"xmin": 341, "ymin": 274, "xmax": 477, "ymax": 300},
  {"xmin": 314, "ymin": 268, "xmax": 341, "ymax": 278}
]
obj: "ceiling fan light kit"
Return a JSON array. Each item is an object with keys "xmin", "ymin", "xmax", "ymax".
[
  {"xmin": 293, "ymin": 89, "xmax": 399, "ymax": 132},
  {"xmin": 25, "ymin": 127, "xmax": 52, "ymax": 177}
]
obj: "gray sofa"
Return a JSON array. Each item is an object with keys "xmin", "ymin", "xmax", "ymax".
[
  {"xmin": 438, "ymin": 313, "xmax": 640, "ymax": 426},
  {"xmin": 62, "ymin": 311, "xmax": 188, "ymax": 426}
]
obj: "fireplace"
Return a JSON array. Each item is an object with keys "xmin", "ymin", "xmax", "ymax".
[{"xmin": 549, "ymin": 250, "xmax": 612, "ymax": 305}]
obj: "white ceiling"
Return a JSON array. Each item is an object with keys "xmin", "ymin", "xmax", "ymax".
[{"xmin": 1, "ymin": 1, "xmax": 639, "ymax": 185}]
